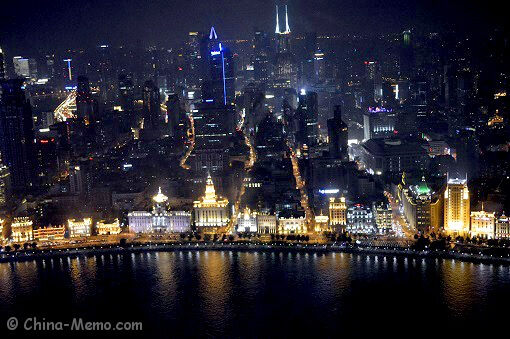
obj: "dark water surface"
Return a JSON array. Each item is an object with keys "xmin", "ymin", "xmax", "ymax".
[{"xmin": 1, "ymin": 251, "xmax": 509, "ymax": 336}]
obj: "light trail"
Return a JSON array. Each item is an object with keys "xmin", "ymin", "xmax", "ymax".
[
  {"xmin": 54, "ymin": 90, "xmax": 77, "ymax": 121},
  {"xmin": 288, "ymin": 144, "xmax": 314, "ymax": 232},
  {"xmin": 179, "ymin": 111, "xmax": 194, "ymax": 170}
]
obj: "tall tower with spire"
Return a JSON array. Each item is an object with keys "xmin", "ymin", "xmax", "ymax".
[{"xmin": 273, "ymin": 2, "xmax": 296, "ymax": 89}]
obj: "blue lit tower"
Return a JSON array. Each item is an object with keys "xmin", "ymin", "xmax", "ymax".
[{"xmin": 201, "ymin": 27, "xmax": 235, "ymax": 106}]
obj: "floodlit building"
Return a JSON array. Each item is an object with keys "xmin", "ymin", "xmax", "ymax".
[
  {"xmin": 347, "ymin": 204, "xmax": 375, "ymax": 234},
  {"xmin": 444, "ymin": 178, "xmax": 470, "ymax": 237},
  {"xmin": 373, "ymin": 202, "xmax": 392, "ymax": 233},
  {"xmin": 96, "ymin": 219, "xmax": 122, "ymax": 235},
  {"xmin": 237, "ymin": 207, "xmax": 258, "ymax": 233},
  {"xmin": 11, "ymin": 217, "xmax": 34, "ymax": 242},
  {"xmin": 128, "ymin": 211, "xmax": 152, "ymax": 233},
  {"xmin": 128, "ymin": 188, "xmax": 191, "ymax": 233},
  {"xmin": 278, "ymin": 212, "xmax": 306, "ymax": 234},
  {"xmin": 495, "ymin": 214, "xmax": 510, "ymax": 239},
  {"xmin": 194, "ymin": 173, "xmax": 229, "ymax": 232},
  {"xmin": 68, "ymin": 218, "xmax": 92, "ymax": 238},
  {"xmin": 470, "ymin": 206, "xmax": 495, "ymax": 239},
  {"xmin": 33, "ymin": 225, "xmax": 65, "ymax": 241},
  {"xmin": 329, "ymin": 197, "xmax": 347, "ymax": 232},
  {"xmin": 314, "ymin": 212, "xmax": 330, "ymax": 233},
  {"xmin": 256, "ymin": 214, "xmax": 277, "ymax": 234},
  {"xmin": 0, "ymin": 218, "xmax": 5, "ymax": 240},
  {"xmin": 402, "ymin": 177, "xmax": 432, "ymax": 233}
]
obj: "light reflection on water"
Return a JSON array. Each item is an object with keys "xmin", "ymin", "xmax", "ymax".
[{"xmin": 0, "ymin": 251, "xmax": 509, "ymax": 335}]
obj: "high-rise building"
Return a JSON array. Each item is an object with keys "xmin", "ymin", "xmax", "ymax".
[
  {"xmin": 0, "ymin": 46, "xmax": 6, "ymax": 80},
  {"xmin": 118, "ymin": 73, "xmax": 135, "ymax": 113},
  {"xmin": 142, "ymin": 80, "xmax": 161, "ymax": 130},
  {"xmin": 402, "ymin": 177, "xmax": 432, "ymax": 233},
  {"xmin": 0, "ymin": 79, "xmax": 36, "ymax": 192},
  {"xmin": 76, "ymin": 76, "xmax": 96, "ymax": 121},
  {"xmin": 327, "ymin": 105, "xmax": 348, "ymax": 160},
  {"xmin": 273, "ymin": 4, "xmax": 297, "ymax": 89},
  {"xmin": 296, "ymin": 90, "xmax": 319, "ymax": 147},
  {"xmin": 363, "ymin": 107, "xmax": 396, "ymax": 141},
  {"xmin": 253, "ymin": 29, "xmax": 271, "ymax": 83},
  {"xmin": 201, "ymin": 27, "xmax": 235, "ymax": 106},
  {"xmin": 0, "ymin": 160, "xmax": 11, "ymax": 206},
  {"xmin": 444, "ymin": 177, "xmax": 470, "ymax": 237},
  {"xmin": 13, "ymin": 56, "xmax": 30, "ymax": 78}
]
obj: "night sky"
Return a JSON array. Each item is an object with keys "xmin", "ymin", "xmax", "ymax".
[{"xmin": 0, "ymin": 0, "xmax": 507, "ymax": 53}]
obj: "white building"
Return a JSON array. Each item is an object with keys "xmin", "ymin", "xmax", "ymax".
[
  {"xmin": 68, "ymin": 218, "xmax": 92, "ymax": 237},
  {"xmin": 347, "ymin": 204, "xmax": 375, "ymax": 234},
  {"xmin": 496, "ymin": 214, "xmax": 510, "ymax": 239},
  {"xmin": 128, "ymin": 188, "xmax": 191, "ymax": 233},
  {"xmin": 128, "ymin": 211, "xmax": 152, "ymax": 233},
  {"xmin": 256, "ymin": 214, "xmax": 277, "ymax": 234},
  {"xmin": 237, "ymin": 207, "xmax": 257, "ymax": 233}
]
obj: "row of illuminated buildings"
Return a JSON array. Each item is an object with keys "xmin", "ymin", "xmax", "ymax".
[
  {"xmin": 397, "ymin": 176, "xmax": 510, "ymax": 239},
  {"xmin": 127, "ymin": 175, "xmax": 392, "ymax": 236},
  {"xmin": 1, "ymin": 217, "xmax": 122, "ymax": 243}
]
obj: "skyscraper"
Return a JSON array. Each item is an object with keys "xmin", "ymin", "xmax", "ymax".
[
  {"xmin": 0, "ymin": 46, "xmax": 6, "ymax": 80},
  {"xmin": 142, "ymin": 80, "xmax": 161, "ymax": 131},
  {"xmin": 296, "ymin": 90, "xmax": 319, "ymax": 147},
  {"xmin": 0, "ymin": 79, "xmax": 35, "ymax": 192},
  {"xmin": 118, "ymin": 73, "xmax": 135, "ymax": 113},
  {"xmin": 201, "ymin": 27, "xmax": 235, "ymax": 106},
  {"xmin": 273, "ymin": 4, "xmax": 297, "ymax": 89},
  {"xmin": 327, "ymin": 105, "xmax": 348, "ymax": 160},
  {"xmin": 444, "ymin": 177, "xmax": 470, "ymax": 237},
  {"xmin": 76, "ymin": 76, "xmax": 96, "ymax": 122}
]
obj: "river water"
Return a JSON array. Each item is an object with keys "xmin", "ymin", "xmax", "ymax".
[{"xmin": 1, "ymin": 251, "xmax": 509, "ymax": 336}]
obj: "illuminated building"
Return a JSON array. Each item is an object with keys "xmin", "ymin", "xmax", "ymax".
[
  {"xmin": 0, "ymin": 218, "xmax": 5, "ymax": 239},
  {"xmin": 273, "ymin": 4, "xmax": 297, "ymax": 89},
  {"xmin": 96, "ymin": 219, "xmax": 122, "ymax": 235},
  {"xmin": 402, "ymin": 177, "xmax": 432, "ymax": 233},
  {"xmin": 33, "ymin": 225, "xmax": 65, "ymax": 241},
  {"xmin": 329, "ymin": 197, "xmax": 347, "ymax": 232},
  {"xmin": 296, "ymin": 90, "xmax": 319, "ymax": 148},
  {"xmin": 495, "ymin": 214, "xmax": 510, "ymax": 239},
  {"xmin": 0, "ymin": 46, "xmax": 5, "ymax": 80},
  {"xmin": 128, "ymin": 188, "xmax": 191, "ymax": 233},
  {"xmin": 237, "ymin": 207, "xmax": 257, "ymax": 233},
  {"xmin": 0, "ymin": 79, "xmax": 36, "ymax": 192},
  {"xmin": 361, "ymin": 139, "xmax": 429, "ymax": 176},
  {"xmin": 347, "ymin": 205, "xmax": 375, "ymax": 234},
  {"xmin": 11, "ymin": 217, "xmax": 33, "ymax": 242},
  {"xmin": 444, "ymin": 178, "xmax": 470, "ymax": 237},
  {"xmin": 278, "ymin": 212, "xmax": 306, "ymax": 234},
  {"xmin": 193, "ymin": 173, "xmax": 229, "ymax": 232},
  {"xmin": 470, "ymin": 205, "xmax": 495, "ymax": 239},
  {"xmin": 363, "ymin": 107, "xmax": 396, "ymax": 141},
  {"xmin": 0, "ymin": 161, "xmax": 11, "ymax": 206},
  {"xmin": 373, "ymin": 202, "xmax": 392, "ymax": 233},
  {"xmin": 256, "ymin": 214, "xmax": 277, "ymax": 234},
  {"xmin": 68, "ymin": 218, "xmax": 92, "ymax": 238},
  {"xmin": 128, "ymin": 211, "xmax": 152, "ymax": 233},
  {"xmin": 12, "ymin": 56, "xmax": 30, "ymax": 78},
  {"xmin": 314, "ymin": 213, "xmax": 330, "ymax": 233}
]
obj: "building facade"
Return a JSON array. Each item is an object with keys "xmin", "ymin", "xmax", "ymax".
[{"xmin": 444, "ymin": 178, "xmax": 470, "ymax": 237}]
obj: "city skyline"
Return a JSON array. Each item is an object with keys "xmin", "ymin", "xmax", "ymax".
[{"xmin": 1, "ymin": 0, "xmax": 508, "ymax": 53}]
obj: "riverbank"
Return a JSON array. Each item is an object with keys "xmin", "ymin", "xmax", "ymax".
[{"xmin": 1, "ymin": 242, "xmax": 510, "ymax": 265}]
